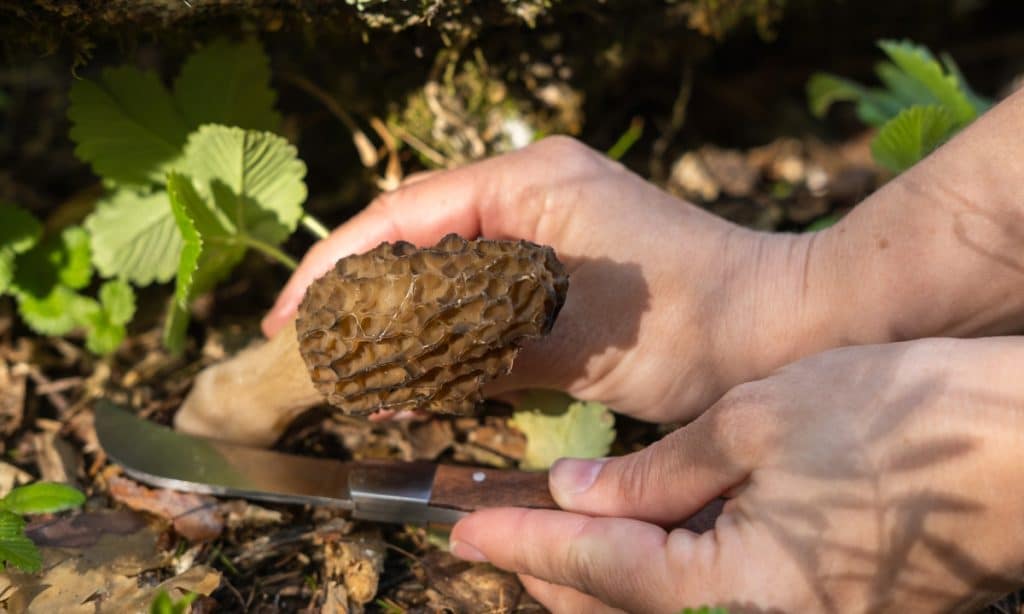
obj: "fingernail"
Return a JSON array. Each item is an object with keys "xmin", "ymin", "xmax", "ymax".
[
  {"xmin": 551, "ymin": 458, "xmax": 607, "ymax": 496},
  {"xmin": 450, "ymin": 540, "xmax": 488, "ymax": 562}
]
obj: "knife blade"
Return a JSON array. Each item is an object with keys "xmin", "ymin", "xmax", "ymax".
[{"xmin": 94, "ymin": 400, "xmax": 556, "ymax": 525}]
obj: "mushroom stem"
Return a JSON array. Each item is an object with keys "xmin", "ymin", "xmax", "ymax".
[{"xmin": 174, "ymin": 319, "xmax": 324, "ymax": 447}]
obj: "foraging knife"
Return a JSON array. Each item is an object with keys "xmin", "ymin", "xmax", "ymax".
[{"xmin": 94, "ymin": 400, "xmax": 556, "ymax": 525}]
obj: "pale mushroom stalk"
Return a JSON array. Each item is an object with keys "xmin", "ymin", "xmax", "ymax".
[
  {"xmin": 174, "ymin": 319, "xmax": 323, "ymax": 446},
  {"xmin": 174, "ymin": 234, "xmax": 569, "ymax": 447}
]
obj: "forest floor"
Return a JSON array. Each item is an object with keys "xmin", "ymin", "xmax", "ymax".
[{"xmin": 3, "ymin": 4, "xmax": 1024, "ymax": 611}]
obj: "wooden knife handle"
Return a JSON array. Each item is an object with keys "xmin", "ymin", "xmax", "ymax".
[
  {"xmin": 430, "ymin": 465, "xmax": 557, "ymax": 511},
  {"xmin": 429, "ymin": 464, "xmax": 725, "ymax": 533}
]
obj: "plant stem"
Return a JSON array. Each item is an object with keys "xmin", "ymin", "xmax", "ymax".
[
  {"xmin": 300, "ymin": 213, "xmax": 330, "ymax": 240},
  {"xmin": 241, "ymin": 236, "xmax": 299, "ymax": 270}
]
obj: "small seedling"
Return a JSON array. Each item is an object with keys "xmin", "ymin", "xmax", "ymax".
[
  {"xmin": 0, "ymin": 482, "xmax": 86, "ymax": 573},
  {"xmin": 0, "ymin": 203, "xmax": 136, "ymax": 354},
  {"xmin": 149, "ymin": 589, "xmax": 198, "ymax": 614},
  {"xmin": 808, "ymin": 40, "xmax": 990, "ymax": 172}
]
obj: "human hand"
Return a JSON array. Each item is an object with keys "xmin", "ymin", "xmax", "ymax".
[
  {"xmin": 262, "ymin": 136, "xmax": 828, "ymax": 423},
  {"xmin": 450, "ymin": 338, "xmax": 1024, "ymax": 612}
]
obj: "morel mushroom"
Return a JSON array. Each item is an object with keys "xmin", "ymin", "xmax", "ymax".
[{"xmin": 174, "ymin": 234, "xmax": 568, "ymax": 446}]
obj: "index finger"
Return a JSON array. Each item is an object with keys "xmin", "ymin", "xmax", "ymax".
[{"xmin": 262, "ymin": 165, "xmax": 490, "ymax": 337}]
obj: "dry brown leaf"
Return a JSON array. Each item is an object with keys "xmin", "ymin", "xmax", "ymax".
[
  {"xmin": 403, "ymin": 419, "xmax": 454, "ymax": 460},
  {"xmin": 115, "ymin": 564, "xmax": 221, "ymax": 612},
  {"xmin": 320, "ymin": 530, "xmax": 385, "ymax": 608},
  {"xmin": 31, "ymin": 430, "xmax": 81, "ymax": 487},
  {"xmin": 0, "ymin": 360, "xmax": 26, "ymax": 439},
  {"xmin": 321, "ymin": 581, "xmax": 350, "ymax": 614},
  {"xmin": 0, "ymin": 461, "xmax": 32, "ymax": 497},
  {"xmin": 422, "ymin": 550, "xmax": 523, "ymax": 613},
  {"xmin": 0, "ymin": 510, "xmax": 175, "ymax": 613},
  {"xmin": 467, "ymin": 421, "xmax": 526, "ymax": 460},
  {"xmin": 108, "ymin": 476, "xmax": 224, "ymax": 542}
]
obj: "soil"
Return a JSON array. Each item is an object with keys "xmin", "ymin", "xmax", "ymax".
[{"xmin": 2, "ymin": 1, "xmax": 1024, "ymax": 612}]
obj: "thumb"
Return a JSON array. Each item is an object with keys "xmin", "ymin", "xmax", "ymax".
[{"xmin": 549, "ymin": 389, "xmax": 768, "ymax": 525}]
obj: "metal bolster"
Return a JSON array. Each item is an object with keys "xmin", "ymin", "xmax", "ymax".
[{"xmin": 347, "ymin": 461, "xmax": 466, "ymax": 525}]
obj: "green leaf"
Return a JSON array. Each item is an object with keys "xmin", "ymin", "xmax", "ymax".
[
  {"xmin": 0, "ymin": 510, "xmax": 40, "ymax": 572},
  {"xmin": 0, "ymin": 482, "xmax": 85, "ymax": 514},
  {"xmin": 173, "ymin": 38, "xmax": 281, "ymax": 133},
  {"xmin": 804, "ymin": 212, "xmax": 842, "ymax": 232},
  {"xmin": 85, "ymin": 189, "xmax": 183, "ymax": 286},
  {"xmin": 679, "ymin": 607, "xmax": 729, "ymax": 614},
  {"xmin": 150, "ymin": 589, "xmax": 198, "ymax": 614},
  {"xmin": 167, "ymin": 171, "xmax": 244, "ymax": 301},
  {"xmin": 150, "ymin": 591, "xmax": 173, "ymax": 614},
  {"xmin": 99, "ymin": 279, "xmax": 136, "ymax": 326},
  {"xmin": 806, "ymin": 73, "xmax": 866, "ymax": 118},
  {"xmin": 56, "ymin": 226, "xmax": 93, "ymax": 290},
  {"xmin": 164, "ymin": 171, "xmax": 246, "ymax": 353},
  {"xmin": 0, "ymin": 204, "xmax": 42, "ymax": 255},
  {"xmin": 940, "ymin": 52, "xmax": 991, "ymax": 115},
  {"xmin": 183, "ymin": 125, "xmax": 307, "ymax": 246},
  {"xmin": 84, "ymin": 309, "xmax": 126, "ymax": 355},
  {"xmin": 68, "ymin": 66, "xmax": 189, "ymax": 187},
  {"xmin": 0, "ymin": 251, "xmax": 13, "ymax": 295},
  {"xmin": 871, "ymin": 105, "xmax": 956, "ymax": 173},
  {"xmin": 877, "ymin": 40, "xmax": 976, "ymax": 125},
  {"xmin": 168, "ymin": 174, "xmax": 202, "ymax": 308},
  {"xmin": 16, "ymin": 286, "xmax": 83, "ymax": 336},
  {"xmin": 510, "ymin": 391, "xmax": 616, "ymax": 471}
]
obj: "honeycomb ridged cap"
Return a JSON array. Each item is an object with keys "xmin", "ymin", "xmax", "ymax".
[{"xmin": 295, "ymin": 233, "xmax": 569, "ymax": 415}]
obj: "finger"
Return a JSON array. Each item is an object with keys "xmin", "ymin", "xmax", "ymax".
[
  {"xmin": 518, "ymin": 574, "xmax": 626, "ymax": 614},
  {"xmin": 262, "ymin": 153, "xmax": 535, "ymax": 337},
  {"xmin": 450, "ymin": 507, "xmax": 704, "ymax": 612},
  {"xmin": 549, "ymin": 386, "xmax": 768, "ymax": 525}
]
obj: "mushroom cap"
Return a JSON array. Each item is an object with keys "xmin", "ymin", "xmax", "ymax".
[{"xmin": 295, "ymin": 233, "xmax": 569, "ymax": 415}]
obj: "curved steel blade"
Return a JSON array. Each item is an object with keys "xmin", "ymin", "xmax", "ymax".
[{"xmin": 94, "ymin": 400, "xmax": 353, "ymax": 509}]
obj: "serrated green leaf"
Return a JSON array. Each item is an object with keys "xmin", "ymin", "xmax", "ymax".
[
  {"xmin": 877, "ymin": 40, "xmax": 976, "ymax": 125},
  {"xmin": 16, "ymin": 286, "xmax": 82, "ymax": 335},
  {"xmin": 0, "ymin": 510, "xmax": 40, "ymax": 572},
  {"xmin": 679, "ymin": 607, "xmax": 729, "ymax": 614},
  {"xmin": 0, "ymin": 204, "xmax": 42, "ymax": 255},
  {"xmin": 85, "ymin": 189, "xmax": 183, "ymax": 286},
  {"xmin": 940, "ymin": 52, "xmax": 991, "ymax": 115},
  {"xmin": 167, "ymin": 171, "xmax": 244, "ymax": 301},
  {"xmin": 871, "ymin": 105, "xmax": 956, "ymax": 173},
  {"xmin": 183, "ymin": 125, "xmax": 307, "ymax": 246},
  {"xmin": 173, "ymin": 38, "xmax": 281, "ymax": 133},
  {"xmin": 0, "ymin": 482, "xmax": 85, "ymax": 514},
  {"xmin": 510, "ymin": 391, "xmax": 616, "ymax": 471},
  {"xmin": 164, "ymin": 171, "xmax": 246, "ymax": 354},
  {"xmin": 168, "ymin": 174, "xmax": 203, "ymax": 308},
  {"xmin": 99, "ymin": 279, "xmax": 136, "ymax": 326},
  {"xmin": 806, "ymin": 73, "xmax": 866, "ymax": 118},
  {"xmin": 874, "ymin": 60, "xmax": 939, "ymax": 108},
  {"xmin": 57, "ymin": 226, "xmax": 93, "ymax": 290},
  {"xmin": 68, "ymin": 66, "xmax": 189, "ymax": 187}
]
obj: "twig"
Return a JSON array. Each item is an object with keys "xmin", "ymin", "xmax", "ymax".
[
  {"xmin": 281, "ymin": 73, "xmax": 379, "ymax": 168},
  {"xmin": 650, "ymin": 61, "xmax": 695, "ymax": 183}
]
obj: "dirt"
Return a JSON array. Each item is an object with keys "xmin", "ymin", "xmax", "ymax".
[{"xmin": 2, "ymin": 2, "xmax": 1024, "ymax": 612}]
